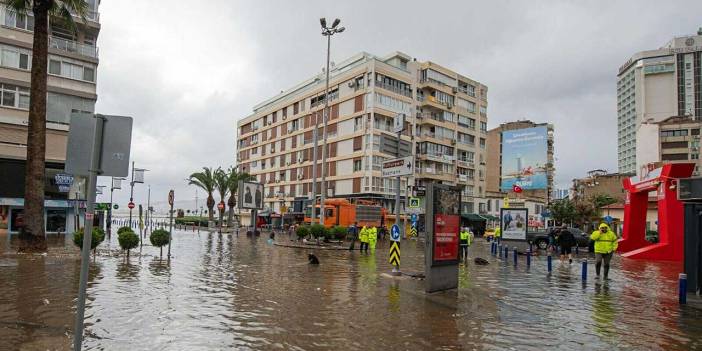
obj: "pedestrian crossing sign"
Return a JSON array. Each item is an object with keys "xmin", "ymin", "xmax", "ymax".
[{"xmin": 409, "ymin": 197, "xmax": 420, "ymax": 208}]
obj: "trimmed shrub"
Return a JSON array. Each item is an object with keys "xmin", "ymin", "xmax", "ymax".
[
  {"xmin": 310, "ymin": 224, "xmax": 327, "ymax": 239},
  {"xmin": 117, "ymin": 226, "xmax": 133, "ymax": 235},
  {"xmin": 118, "ymin": 230, "xmax": 139, "ymax": 257},
  {"xmin": 296, "ymin": 225, "xmax": 310, "ymax": 239},
  {"xmin": 150, "ymin": 229, "xmax": 170, "ymax": 257},
  {"xmin": 331, "ymin": 226, "xmax": 347, "ymax": 240},
  {"xmin": 72, "ymin": 227, "xmax": 106, "ymax": 251}
]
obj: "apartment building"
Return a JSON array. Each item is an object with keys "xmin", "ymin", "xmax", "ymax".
[
  {"xmin": 617, "ymin": 28, "xmax": 702, "ymax": 174},
  {"xmin": 636, "ymin": 115, "xmax": 701, "ymax": 175},
  {"xmin": 570, "ymin": 170, "xmax": 627, "ymax": 203},
  {"xmin": 236, "ymin": 52, "xmax": 488, "ymax": 215},
  {"xmin": 0, "ymin": 3, "xmax": 101, "ymax": 233}
]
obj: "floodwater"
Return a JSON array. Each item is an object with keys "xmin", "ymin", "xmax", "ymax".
[{"xmin": 1, "ymin": 228, "xmax": 701, "ymax": 350}]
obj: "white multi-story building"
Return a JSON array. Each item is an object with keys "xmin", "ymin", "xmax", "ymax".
[
  {"xmin": 617, "ymin": 28, "xmax": 702, "ymax": 175},
  {"xmin": 0, "ymin": 3, "xmax": 101, "ymax": 232},
  {"xmin": 236, "ymin": 52, "xmax": 488, "ymax": 216}
]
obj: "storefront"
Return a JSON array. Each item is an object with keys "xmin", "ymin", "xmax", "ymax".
[{"xmin": 1, "ymin": 198, "xmax": 85, "ymax": 234}]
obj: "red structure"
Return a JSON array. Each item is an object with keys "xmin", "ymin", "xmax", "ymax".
[{"xmin": 618, "ymin": 163, "xmax": 694, "ymax": 261}]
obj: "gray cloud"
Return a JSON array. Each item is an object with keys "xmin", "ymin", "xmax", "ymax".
[{"xmin": 94, "ymin": 0, "xmax": 702, "ymax": 209}]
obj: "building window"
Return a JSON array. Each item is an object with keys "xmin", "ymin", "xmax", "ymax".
[
  {"xmin": 4, "ymin": 10, "xmax": 34, "ymax": 31},
  {"xmin": 458, "ymin": 115, "xmax": 476, "ymax": 129},
  {"xmin": 480, "ymin": 122, "xmax": 487, "ymax": 132},
  {"xmin": 45, "ymin": 92, "xmax": 95, "ymax": 124},
  {"xmin": 48, "ymin": 57, "xmax": 96, "ymax": 82},
  {"xmin": 479, "ymin": 138, "xmax": 486, "ymax": 149},
  {"xmin": 353, "ymin": 159, "xmax": 362, "ymax": 172},
  {"xmin": 0, "ymin": 45, "xmax": 30, "ymax": 70},
  {"xmin": 0, "ymin": 84, "xmax": 29, "ymax": 110},
  {"xmin": 661, "ymin": 130, "xmax": 688, "ymax": 137}
]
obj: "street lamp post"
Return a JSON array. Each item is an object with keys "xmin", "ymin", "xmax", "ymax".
[
  {"xmin": 318, "ymin": 17, "xmax": 345, "ymax": 226},
  {"xmin": 128, "ymin": 162, "xmax": 147, "ymax": 227}
]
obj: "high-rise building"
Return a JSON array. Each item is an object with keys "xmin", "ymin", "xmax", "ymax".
[
  {"xmin": 236, "ymin": 52, "xmax": 488, "ymax": 216},
  {"xmin": 636, "ymin": 116, "xmax": 701, "ymax": 175},
  {"xmin": 617, "ymin": 28, "xmax": 702, "ymax": 175},
  {"xmin": 0, "ymin": 3, "xmax": 101, "ymax": 232}
]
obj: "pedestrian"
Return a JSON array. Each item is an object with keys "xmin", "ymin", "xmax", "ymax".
[
  {"xmin": 368, "ymin": 226, "xmax": 378, "ymax": 251},
  {"xmin": 493, "ymin": 227, "xmax": 501, "ymax": 243},
  {"xmin": 548, "ymin": 227, "xmax": 559, "ymax": 252},
  {"xmin": 347, "ymin": 222, "xmax": 358, "ymax": 250},
  {"xmin": 459, "ymin": 227, "xmax": 471, "ymax": 262},
  {"xmin": 557, "ymin": 225, "xmax": 576, "ymax": 264},
  {"xmin": 359, "ymin": 225, "xmax": 369, "ymax": 253},
  {"xmin": 590, "ymin": 223, "xmax": 618, "ymax": 280},
  {"xmin": 378, "ymin": 225, "xmax": 386, "ymax": 242}
]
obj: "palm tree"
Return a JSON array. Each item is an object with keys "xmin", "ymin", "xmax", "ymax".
[
  {"xmin": 226, "ymin": 167, "xmax": 254, "ymax": 227},
  {"xmin": 213, "ymin": 168, "xmax": 229, "ymax": 227},
  {"xmin": 4, "ymin": 0, "xmax": 89, "ymax": 252},
  {"xmin": 188, "ymin": 167, "xmax": 216, "ymax": 222}
]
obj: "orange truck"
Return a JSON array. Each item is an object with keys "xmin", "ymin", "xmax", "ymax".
[{"xmin": 304, "ymin": 198, "xmax": 387, "ymax": 228}]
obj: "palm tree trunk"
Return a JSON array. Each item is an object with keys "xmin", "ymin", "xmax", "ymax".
[
  {"xmin": 207, "ymin": 194, "xmax": 215, "ymax": 222},
  {"xmin": 20, "ymin": 3, "xmax": 51, "ymax": 252}
]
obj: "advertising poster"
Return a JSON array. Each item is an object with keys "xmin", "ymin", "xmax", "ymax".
[
  {"xmin": 500, "ymin": 126, "xmax": 548, "ymax": 191},
  {"xmin": 500, "ymin": 208, "xmax": 528, "ymax": 240},
  {"xmin": 239, "ymin": 181, "xmax": 264, "ymax": 210},
  {"xmin": 432, "ymin": 186, "xmax": 460, "ymax": 265}
]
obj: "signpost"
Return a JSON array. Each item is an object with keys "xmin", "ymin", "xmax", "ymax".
[
  {"xmin": 66, "ymin": 113, "xmax": 132, "ymax": 351},
  {"xmin": 410, "ymin": 213, "xmax": 418, "ymax": 238},
  {"xmin": 381, "ymin": 156, "xmax": 413, "ymax": 177},
  {"xmin": 168, "ymin": 189, "xmax": 174, "ymax": 258}
]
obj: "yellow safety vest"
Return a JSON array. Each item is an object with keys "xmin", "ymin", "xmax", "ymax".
[{"xmin": 360, "ymin": 227, "xmax": 368, "ymax": 242}]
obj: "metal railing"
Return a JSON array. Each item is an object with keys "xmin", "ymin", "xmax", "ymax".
[
  {"xmin": 375, "ymin": 80, "xmax": 412, "ymax": 97},
  {"xmin": 49, "ymin": 36, "xmax": 98, "ymax": 58}
]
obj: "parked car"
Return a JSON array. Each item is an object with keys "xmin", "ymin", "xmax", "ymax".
[{"xmin": 528, "ymin": 227, "xmax": 593, "ymax": 251}]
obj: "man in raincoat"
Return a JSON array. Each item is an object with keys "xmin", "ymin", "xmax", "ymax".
[
  {"xmin": 368, "ymin": 226, "xmax": 378, "ymax": 251},
  {"xmin": 459, "ymin": 227, "xmax": 472, "ymax": 262},
  {"xmin": 493, "ymin": 227, "xmax": 501, "ymax": 243},
  {"xmin": 590, "ymin": 223, "xmax": 618, "ymax": 280},
  {"xmin": 359, "ymin": 226, "xmax": 369, "ymax": 253}
]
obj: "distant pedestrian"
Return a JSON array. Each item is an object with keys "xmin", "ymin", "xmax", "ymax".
[
  {"xmin": 459, "ymin": 227, "xmax": 471, "ymax": 263},
  {"xmin": 557, "ymin": 225, "xmax": 576, "ymax": 264},
  {"xmin": 548, "ymin": 228, "xmax": 558, "ymax": 252},
  {"xmin": 359, "ymin": 226, "xmax": 369, "ymax": 253},
  {"xmin": 591, "ymin": 223, "xmax": 618, "ymax": 280},
  {"xmin": 368, "ymin": 226, "xmax": 378, "ymax": 251},
  {"xmin": 347, "ymin": 222, "xmax": 359, "ymax": 250}
]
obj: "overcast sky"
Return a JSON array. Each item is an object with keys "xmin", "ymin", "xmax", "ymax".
[{"xmin": 94, "ymin": 0, "xmax": 702, "ymax": 211}]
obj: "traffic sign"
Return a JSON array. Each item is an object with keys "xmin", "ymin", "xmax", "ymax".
[
  {"xmin": 389, "ymin": 241, "xmax": 400, "ymax": 266},
  {"xmin": 409, "ymin": 225, "xmax": 417, "ymax": 237},
  {"xmin": 410, "ymin": 213, "xmax": 418, "ymax": 223},
  {"xmin": 382, "ymin": 156, "xmax": 413, "ymax": 177},
  {"xmin": 168, "ymin": 190, "xmax": 174, "ymax": 206},
  {"xmin": 604, "ymin": 215, "xmax": 613, "ymax": 223},
  {"xmin": 391, "ymin": 224, "xmax": 400, "ymax": 241},
  {"xmin": 393, "ymin": 113, "xmax": 405, "ymax": 133},
  {"xmin": 113, "ymin": 204, "xmax": 119, "ymax": 210},
  {"xmin": 128, "ymin": 202, "xmax": 135, "ymax": 209},
  {"xmin": 409, "ymin": 197, "xmax": 420, "ymax": 208}
]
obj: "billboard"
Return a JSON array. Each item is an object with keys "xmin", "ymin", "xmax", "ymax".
[
  {"xmin": 431, "ymin": 185, "xmax": 460, "ymax": 266},
  {"xmin": 500, "ymin": 126, "xmax": 549, "ymax": 191},
  {"xmin": 239, "ymin": 181, "xmax": 264, "ymax": 210},
  {"xmin": 500, "ymin": 208, "xmax": 528, "ymax": 240}
]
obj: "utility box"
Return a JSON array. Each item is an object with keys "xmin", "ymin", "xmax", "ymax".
[{"xmin": 683, "ymin": 202, "xmax": 702, "ymax": 294}]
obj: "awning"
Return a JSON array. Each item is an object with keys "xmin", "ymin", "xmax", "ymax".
[
  {"xmin": 480, "ymin": 215, "xmax": 499, "ymax": 221},
  {"xmin": 462, "ymin": 214, "xmax": 486, "ymax": 221}
]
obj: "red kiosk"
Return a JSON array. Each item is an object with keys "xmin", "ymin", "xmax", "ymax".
[{"xmin": 618, "ymin": 163, "xmax": 695, "ymax": 261}]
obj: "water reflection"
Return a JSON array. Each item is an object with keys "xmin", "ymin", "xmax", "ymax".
[{"xmin": 1, "ymin": 232, "xmax": 702, "ymax": 350}]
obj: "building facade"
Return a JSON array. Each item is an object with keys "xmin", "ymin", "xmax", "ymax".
[
  {"xmin": 0, "ymin": 3, "xmax": 101, "ymax": 233},
  {"xmin": 636, "ymin": 116, "xmax": 700, "ymax": 176},
  {"xmin": 570, "ymin": 169, "xmax": 627, "ymax": 203},
  {"xmin": 617, "ymin": 28, "xmax": 702, "ymax": 174},
  {"xmin": 485, "ymin": 120, "xmax": 554, "ymax": 202},
  {"xmin": 236, "ymin": 52, "xmax": 488, "ymax": 216}
]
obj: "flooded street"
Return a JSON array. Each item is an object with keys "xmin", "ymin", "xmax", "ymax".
[{"xmin": 1, "ymin": 229, "xmax": 701, "ymax": 350}]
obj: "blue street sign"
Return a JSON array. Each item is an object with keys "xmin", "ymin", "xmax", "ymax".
[
  {"xmin": 391, "ymin": 224, "xmax": 401, "ymax": 241},
  {"xmin": 410, "ymin": 214, "xmax": 418, "ymax": 223},
  {"xmin": 604, "ymin": 215, "xmax": 613, "ymax": 223}
]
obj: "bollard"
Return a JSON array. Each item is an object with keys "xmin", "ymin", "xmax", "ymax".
[
  {"xmin": 575, "ymin": 245, "xmax": 580, "ymax": 255},
  {"xmin": 513, "ymin": 247, "xmax": 518, "ymax": 265},
  {"xmin": 491, "ymin": 242, "xmax": 496, "ymax": 256},
  {"xmin": 526, "ymin": 250, "xmax": 531, "ymax": 266},
  {"xmin": 581, "ymin": 260, "xmax": 587, "ymax": 281},
  {"xmin": 528, "ymin": 242, "xmax": 533, "ymax": 253},
  {"xmin": 498, "ymin": 244, "xmax": 503, "ymax": 258},
  {"xmin": 504, "ymin": 246, "xmax": 509, "ymax": 259},
  {"xmin": 679, "ymin": 273, "xmax": 687, "ymax": 304},
  {"xmin": 547, "ymin": 255, "xmax": 552, "ymax": 273}
]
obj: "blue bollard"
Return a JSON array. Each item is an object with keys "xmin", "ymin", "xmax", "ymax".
[
  {"xmin": 679, "ymin": 273, "xmax": 687, "ymax": 304},
  {"xmin": 504, "ymin": 246, "xmax": 509, "ymax": 259},
  {"xmin": 547, "ymin": 255, "xmax": 552, "ymax": 273},
  {"xmin": 498, "ymin": 244, "xmax": 503, "ymax": 258},
  {"xmin": 492, "ymin": 242, "xmax": 497, "ymax": 256},
  {"xmin": 513, "ymin": 247, "xmax": 518, "ymax": 265},
  {"xmin": 581, "ymin": 260, "xmax": 587, "ymax": 281},
  {"xmin": 526, "ymin": 250, "xmax": 531, "ymax": 266},
  {"xmin": 575, "ymin": 245, "xmax": 580, "ymax": 255}
]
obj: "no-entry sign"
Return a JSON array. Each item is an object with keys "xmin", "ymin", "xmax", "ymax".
[{"xmin": 128, "ymin": 202, "xmax": 135, "ymax": 209}]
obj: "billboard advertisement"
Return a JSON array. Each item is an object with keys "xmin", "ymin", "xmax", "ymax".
[
  {"xmin": 500, "ymin": 208, "xmax": 528, "ymax": 240},
  {"xmin": 239, "ymin": 181, "xmax": 264, "ymax": 210},
  {"xmin": 500, "ymin": 126, "xmax": 549, "ymax": 191},
  {"xmin": 431, "ymin": 185, "xmax": 460, "ymax": 265}
]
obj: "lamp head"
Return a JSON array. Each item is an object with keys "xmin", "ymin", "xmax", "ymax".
[
  {"xmin": 337, "ymin": 26, "xmax": 345, "ymax": 33},
  {"xmin": 331, "ymin": 18, "xmax": 340, "ymax": 28},
  {"xmin": 319, "ymin": 18, "xmax": 327, "ymax": 28}
]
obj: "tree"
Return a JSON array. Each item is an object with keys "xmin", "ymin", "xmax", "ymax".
[
  {"xmin": 149, "ymin": 229, "xmax": 170, "ymax": 258},
  {"xmin": 4, "ymin": 0, "xmax": 89, "ymax": 252},
  {"xmin": 118, "ymin": 229, "xmax": 139, "ymax": 258},
  {"xmin": 591, "ymin": 193, "xmax": 618, "ymax": 209},
  {"xmin": 213, "ymin": 167, "xmax": 229, "ymax": 227},
  {"xmin": 226, "ymin": 167, "xmax": 254, "ymax": 227},
  {"xmin": 188, "ymin": 167, "xmax": 216, "ymax": 222},
  {"xmin": 548, "ymin": 199, "xmax": 576, "ymax": 225}
]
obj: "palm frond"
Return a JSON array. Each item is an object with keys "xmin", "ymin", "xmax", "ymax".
[
  {"xmin": 50, "ymin": 0, "xmax": 89, "ymax": 36},
  {"xmin": 1, "ymin": 0, "xmax": 31, "ymax": 14}
]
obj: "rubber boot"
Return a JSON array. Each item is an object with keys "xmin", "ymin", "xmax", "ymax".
[
  {"xmin": 604, "ymin": 265, "xmax": 610, "ymax": 280},
  {"xmin": 595, "ymin": 263, "xmax": 601, "ymax": 277}
]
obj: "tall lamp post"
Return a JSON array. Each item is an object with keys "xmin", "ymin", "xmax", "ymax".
[
  {"xmin": 317, "ymin": 17, "xmax": 345, "ymax": 225},
  {"xmin": 109, "ymin": 177, "xmax": 124, "ymax": 236},
  {"xmin": 128, "ymin": 162, "xmax": 148, "ymax": 227}
]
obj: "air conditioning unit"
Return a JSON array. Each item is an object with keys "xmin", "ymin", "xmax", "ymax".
[
  {"xmin": 288, "ymin": 126, "xmax": 293, "ymax": 133},
  {"xmin": 283, "ymin": 115, "xmax": 287, "ymax": 120},
  {"xmin": 297, "ymin": 173, "xmax": 304, "ymax": 180},
  {"xmin": 452, "ymin": 87, "xmax": 458, "ymax": 94},
  {"xmin": 286, "ymin": 161, "xmax": 291, "ymax": 166},
  {"xmin": 451, "ymin": 140, "xmax": 456, "ymax": 145},
  {"xmin": 267, "ymin": 121, "xmax": 272, "ymax": 126},
  {"xmin": 447, "ymin": 103, "xmax": 453, "ymax": 109},
  {"xmin": 271, "ymin": 148, "xmax": 275, "ymax": 153},
  {"xmin": 275, "ymin": 177, "xmax": 281, "ymax": 183},
  {"xmin": 298, "ymin": 157, "xmax": 303, "ymax": 163},
  {"xmin": 348, "ymin": 81, "xmax": 357, "ymax": 88}
]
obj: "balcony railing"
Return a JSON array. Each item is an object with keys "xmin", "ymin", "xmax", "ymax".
[
  {"xmin": 69, "ymin": 9, "xmax": 100, "ymax": 22},
  {"xmin": 375, "ymin": 80, "xmax": 412, "ymax": 98},
  {"xmin": 49, "ymin": 36, "xmax": 98, "ymax": 58}
]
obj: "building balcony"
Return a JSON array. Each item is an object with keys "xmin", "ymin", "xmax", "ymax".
[
  {"xmin": 50, "ymin": 36, "xmax": 98, "ymax": 58},
  {"xmin": 375, "ymin": 80, "xmax": 411, "ymax": 98}
]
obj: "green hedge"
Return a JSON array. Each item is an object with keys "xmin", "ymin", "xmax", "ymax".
[
  {"xmin": 296, "ymin": 226, "xmax": 310, "ymax": 239},
  {"xmin": 174, "ymin": 216, "xmax": 209, "ymax": 226},
  {"xmin": 72, "ymin": 227, "xmax": 105, "ymax": 250},
  {"xmin": 331, "ymin": 226, "xmax": 347, "ymax": 240},
  {"xmin": 310, "ymin": 224, "xmax": 327, "ymax": 239}
]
